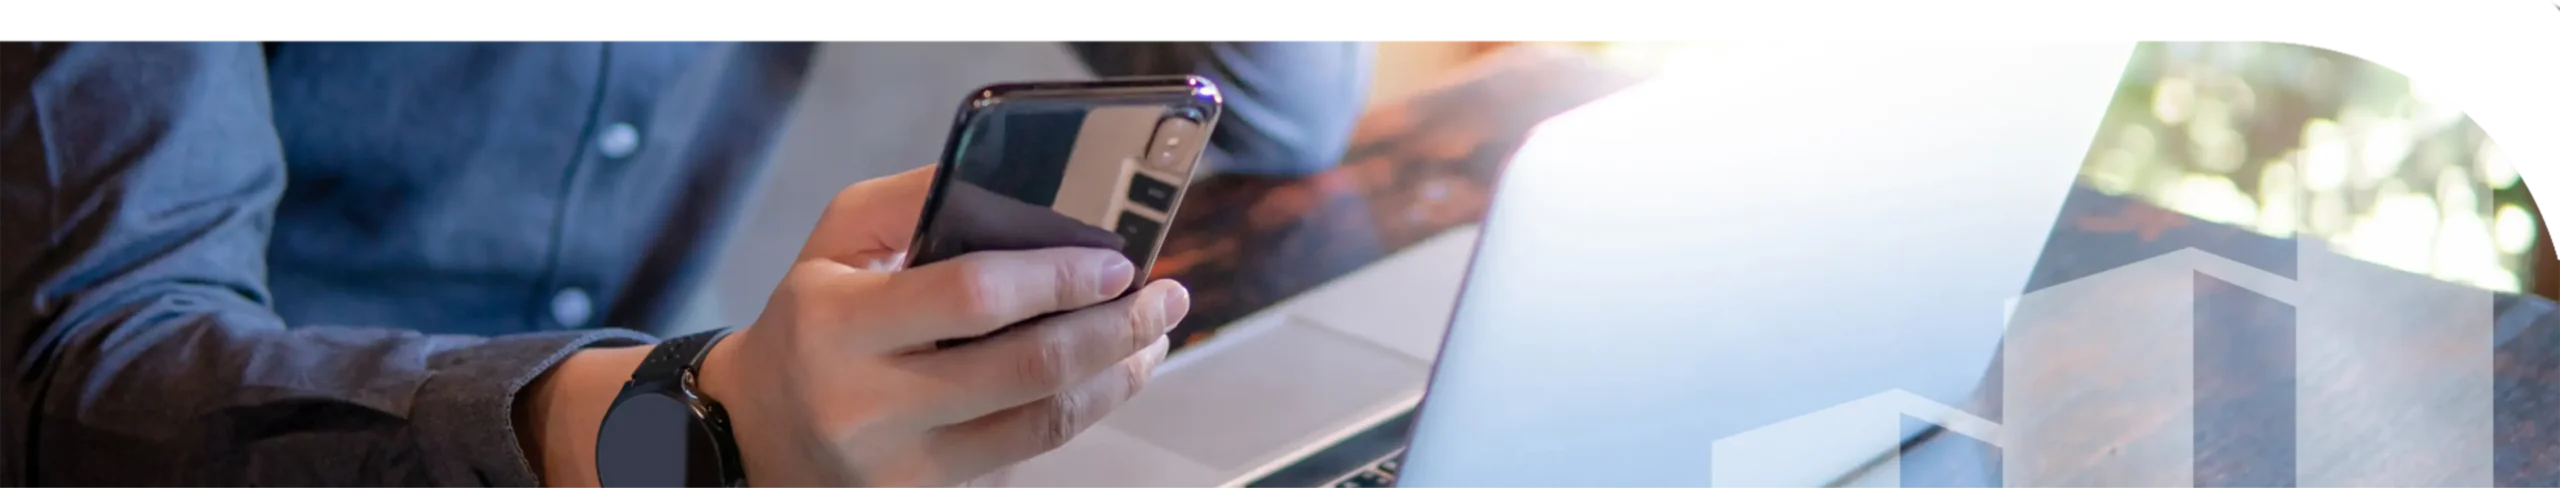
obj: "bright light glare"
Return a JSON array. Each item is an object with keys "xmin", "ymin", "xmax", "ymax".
[
  {"xmin": 2358, "ymin": 115, "xmax": 2415, "ymax": 186},
  {"xmin": 2087, "ymin": 148, "xmax": 2142, "ymax": 194},
  {"xmin": 2259, "ymin": 161, "xmax": 2300, "ymax": 237},
  {"xmin": 2408, "ymin": 79, "xmax": 2468, "ymax": 135},
  {"xmin": 2338, "ymin": 181, "xmax": 2443, "ymax": 275},
  {"xmin": 2480, "ymin": 140, "xmax": 2520, "ymax": 190},
  {"xmin": 2439, "ymin": 167, "xmax": 2479, "ymax": 214},
  {"xmin": 2301, "ymin": 119, "xmax": 2352, "ymax": 191},
  {"xmin": 2188, "ymin": 115, "xmax": 2245, "ymax": 174},
  {"xmin": 2166, "ymin": 174, "xmax": 2258, "ymax": 227},
  {"xmin": 2152, "ymin": 77, "xmax": 2195, "ymax": 125},
  {"xmin": 2310, "ymin": 191, "xmax": 2349, "ymax": 234},
  {"xmin": 2497, "ymin": 204, "xmax": 2539, "ymax": 255},
  {"xmin": 2435, "ymin": 203, "xmax": 2511, "ymax": 292}
]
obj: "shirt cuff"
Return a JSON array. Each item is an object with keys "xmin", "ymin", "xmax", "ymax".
[{"xmin": 410, "ymin": 329, "xmax": 655, "ymax": 486}]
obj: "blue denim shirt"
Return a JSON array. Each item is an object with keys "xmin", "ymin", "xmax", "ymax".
[{"xmin": 0, "ymin": 42, "xmax": 1370, "ymax": 486}]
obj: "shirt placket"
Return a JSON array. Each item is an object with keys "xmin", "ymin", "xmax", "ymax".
[{"xmin": 537, "ymin": 43, "xmax": 648, "ymax": 331}]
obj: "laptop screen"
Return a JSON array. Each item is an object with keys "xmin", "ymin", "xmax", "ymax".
[{"xmin": 1396, "ymin": 41, "xmax": 2135, "ymax": 487}]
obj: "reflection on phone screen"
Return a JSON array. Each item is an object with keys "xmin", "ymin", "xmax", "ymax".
[{"xmin": 909, "ymin": 102, "xmax": 1208, "ymax": 289}]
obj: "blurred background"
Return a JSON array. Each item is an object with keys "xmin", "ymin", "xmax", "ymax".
[
  {"xmin": 2082, "ymin": 42, "xmax": 2542, "ymax": 295},
  {"xmin": 675, "ymin": 41, "xmax": 2556, "ymax": 334},
  {"xmin": 629, "ymin": 41, "xmax": 2560, "ymax": 486},
  {"xmin": 1581, "ymin": 41, "xmax": 2548, "ymax": 295}
]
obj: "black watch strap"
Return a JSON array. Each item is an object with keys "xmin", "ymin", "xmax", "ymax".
[
  {"xmin": 600, "ymin": 328, "xmax": 745, "ymax": 488},
  {"xmin": 633, "ymin": 328, "xmax": 729, "ymax": 387}
]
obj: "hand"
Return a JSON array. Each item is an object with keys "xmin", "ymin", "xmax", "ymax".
[
  {"xmin": 702, "ymin": 165, "xmax": 1188, "ymax": 486},
  {"xmin": 905, "ymin": 180, "xmax": 1127, "ymax": 273}
]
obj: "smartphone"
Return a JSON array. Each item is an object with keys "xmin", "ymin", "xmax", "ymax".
[{"xmin": 906, "ymin": 77, "xmax": 1223, "ymax": 347}]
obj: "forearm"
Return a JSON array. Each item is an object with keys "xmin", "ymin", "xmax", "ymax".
[
  {"xmin": 19, "ymin": 304, "xmax": 652, "ymax": 485},
  {"xmin": 520, "ymin": 345, "xmax": 651, "ymax": 487}
]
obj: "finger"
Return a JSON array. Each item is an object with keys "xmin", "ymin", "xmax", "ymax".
[
  {"xmin": 906, "ymin": 280, "xmax": 1187, "ymax": 422},
  {"xmin": 929, "ymin": 335, "xmax": 1171, "ymax": 474},
  {"xmin": 802, "ymin": 164, "xmax": 938, "ymax": 264},
  {"xmin": 864, "ymin": 248, "xmax": 1140, "ymax": 349}
]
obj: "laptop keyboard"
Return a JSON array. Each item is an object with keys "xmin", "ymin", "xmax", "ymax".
[
  {"xmin": 1244, "ymin": 408, "xmax": 1418, "ymax": 487},
  {"xmin": 1329, "ymin": 450, "xmax": 1406, "ymax": 487}
]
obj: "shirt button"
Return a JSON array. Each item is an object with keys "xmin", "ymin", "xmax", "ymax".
[
  {"xmin": 596, "ymin": 123, "xmax": 642, "ymax": 159},
  {"xmin": 550, "ymin": 287, "xmax": 594, "ymax": 328}
]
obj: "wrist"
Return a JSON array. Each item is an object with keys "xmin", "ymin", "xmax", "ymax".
[
  {"xmin": 517, "ymin": 345, "xmax": 649, "ymax": 487},
  {"xmin": 701, "ymin": 326, "xmax": 873, "ymax": 486},
  {"xmin": 692, "ymin": 326, "xmax": 801, "ymax": 486},
  {"xmin": 695, "ymin": 327, "xmax": 750, "ymax": 404}
]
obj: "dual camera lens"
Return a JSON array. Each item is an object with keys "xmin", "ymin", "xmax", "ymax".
[{"xmin": 1144, "ymin": 112, "xmax": 1204, "ymax": 173}]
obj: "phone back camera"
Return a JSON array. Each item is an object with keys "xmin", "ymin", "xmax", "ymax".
[{"xmin": 1144, "ymin": 117, "xmax": 1201, "ymax": 173}]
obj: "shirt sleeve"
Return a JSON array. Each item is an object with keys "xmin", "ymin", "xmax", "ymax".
[
  {"xmin": 1067, "ymin": 42, "xmax": 1374, "ymax": 176},
  {"xmin": 0, "ymin": 42, "xmax": 655, "ymax": 487}
]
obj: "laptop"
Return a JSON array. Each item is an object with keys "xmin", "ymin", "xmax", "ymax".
[
  {"xmin": 1393, "ymin": 41, "xmax": 2138, "ymax": 486},
  {"xmin": 999, "ymin": 215, "xmax": 1485, "ymax": 486}
]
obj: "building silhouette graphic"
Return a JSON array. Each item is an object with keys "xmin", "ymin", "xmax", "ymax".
[{"xmin": 1711, "ymin": 237, "xmax": 2496, "ymax": 488}]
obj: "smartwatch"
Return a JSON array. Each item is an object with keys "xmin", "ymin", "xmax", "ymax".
[{"xmin": 594, "ymin": 329, "xmax": 746, "ymax": 487}]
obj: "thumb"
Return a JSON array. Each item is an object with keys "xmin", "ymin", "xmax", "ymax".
[{"xmin": 802, "ymin": 165, "xmax": 938, "ymax": 264}]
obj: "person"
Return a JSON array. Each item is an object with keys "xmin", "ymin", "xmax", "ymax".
[{"xmin": 0, "ymin": 42, "xmax": 1371, "ymax": 486}]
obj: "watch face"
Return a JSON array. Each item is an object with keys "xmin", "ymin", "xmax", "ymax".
[{"xmin": 597, "ymin": 392, "xmax": 727, "ymax": 487}]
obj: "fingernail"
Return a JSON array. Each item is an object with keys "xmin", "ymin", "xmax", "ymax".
[
  {"xmin": 1157, "ymin": 283, "xmax": 1191, "ymax": 330},
  {"xmin": 1093, "ymin": 253, "xmax": 1136, "ymax": 297}
]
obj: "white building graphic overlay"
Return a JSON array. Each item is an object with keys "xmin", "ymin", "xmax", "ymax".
[{"xmin": 1711, "ymin": 238, "xmax": 2495, "ymax": 488}]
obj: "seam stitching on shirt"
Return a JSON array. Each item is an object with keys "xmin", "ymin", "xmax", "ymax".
[{"xmin": 530, "ymin": 43, "xmax": 618, "ymax": 334}]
